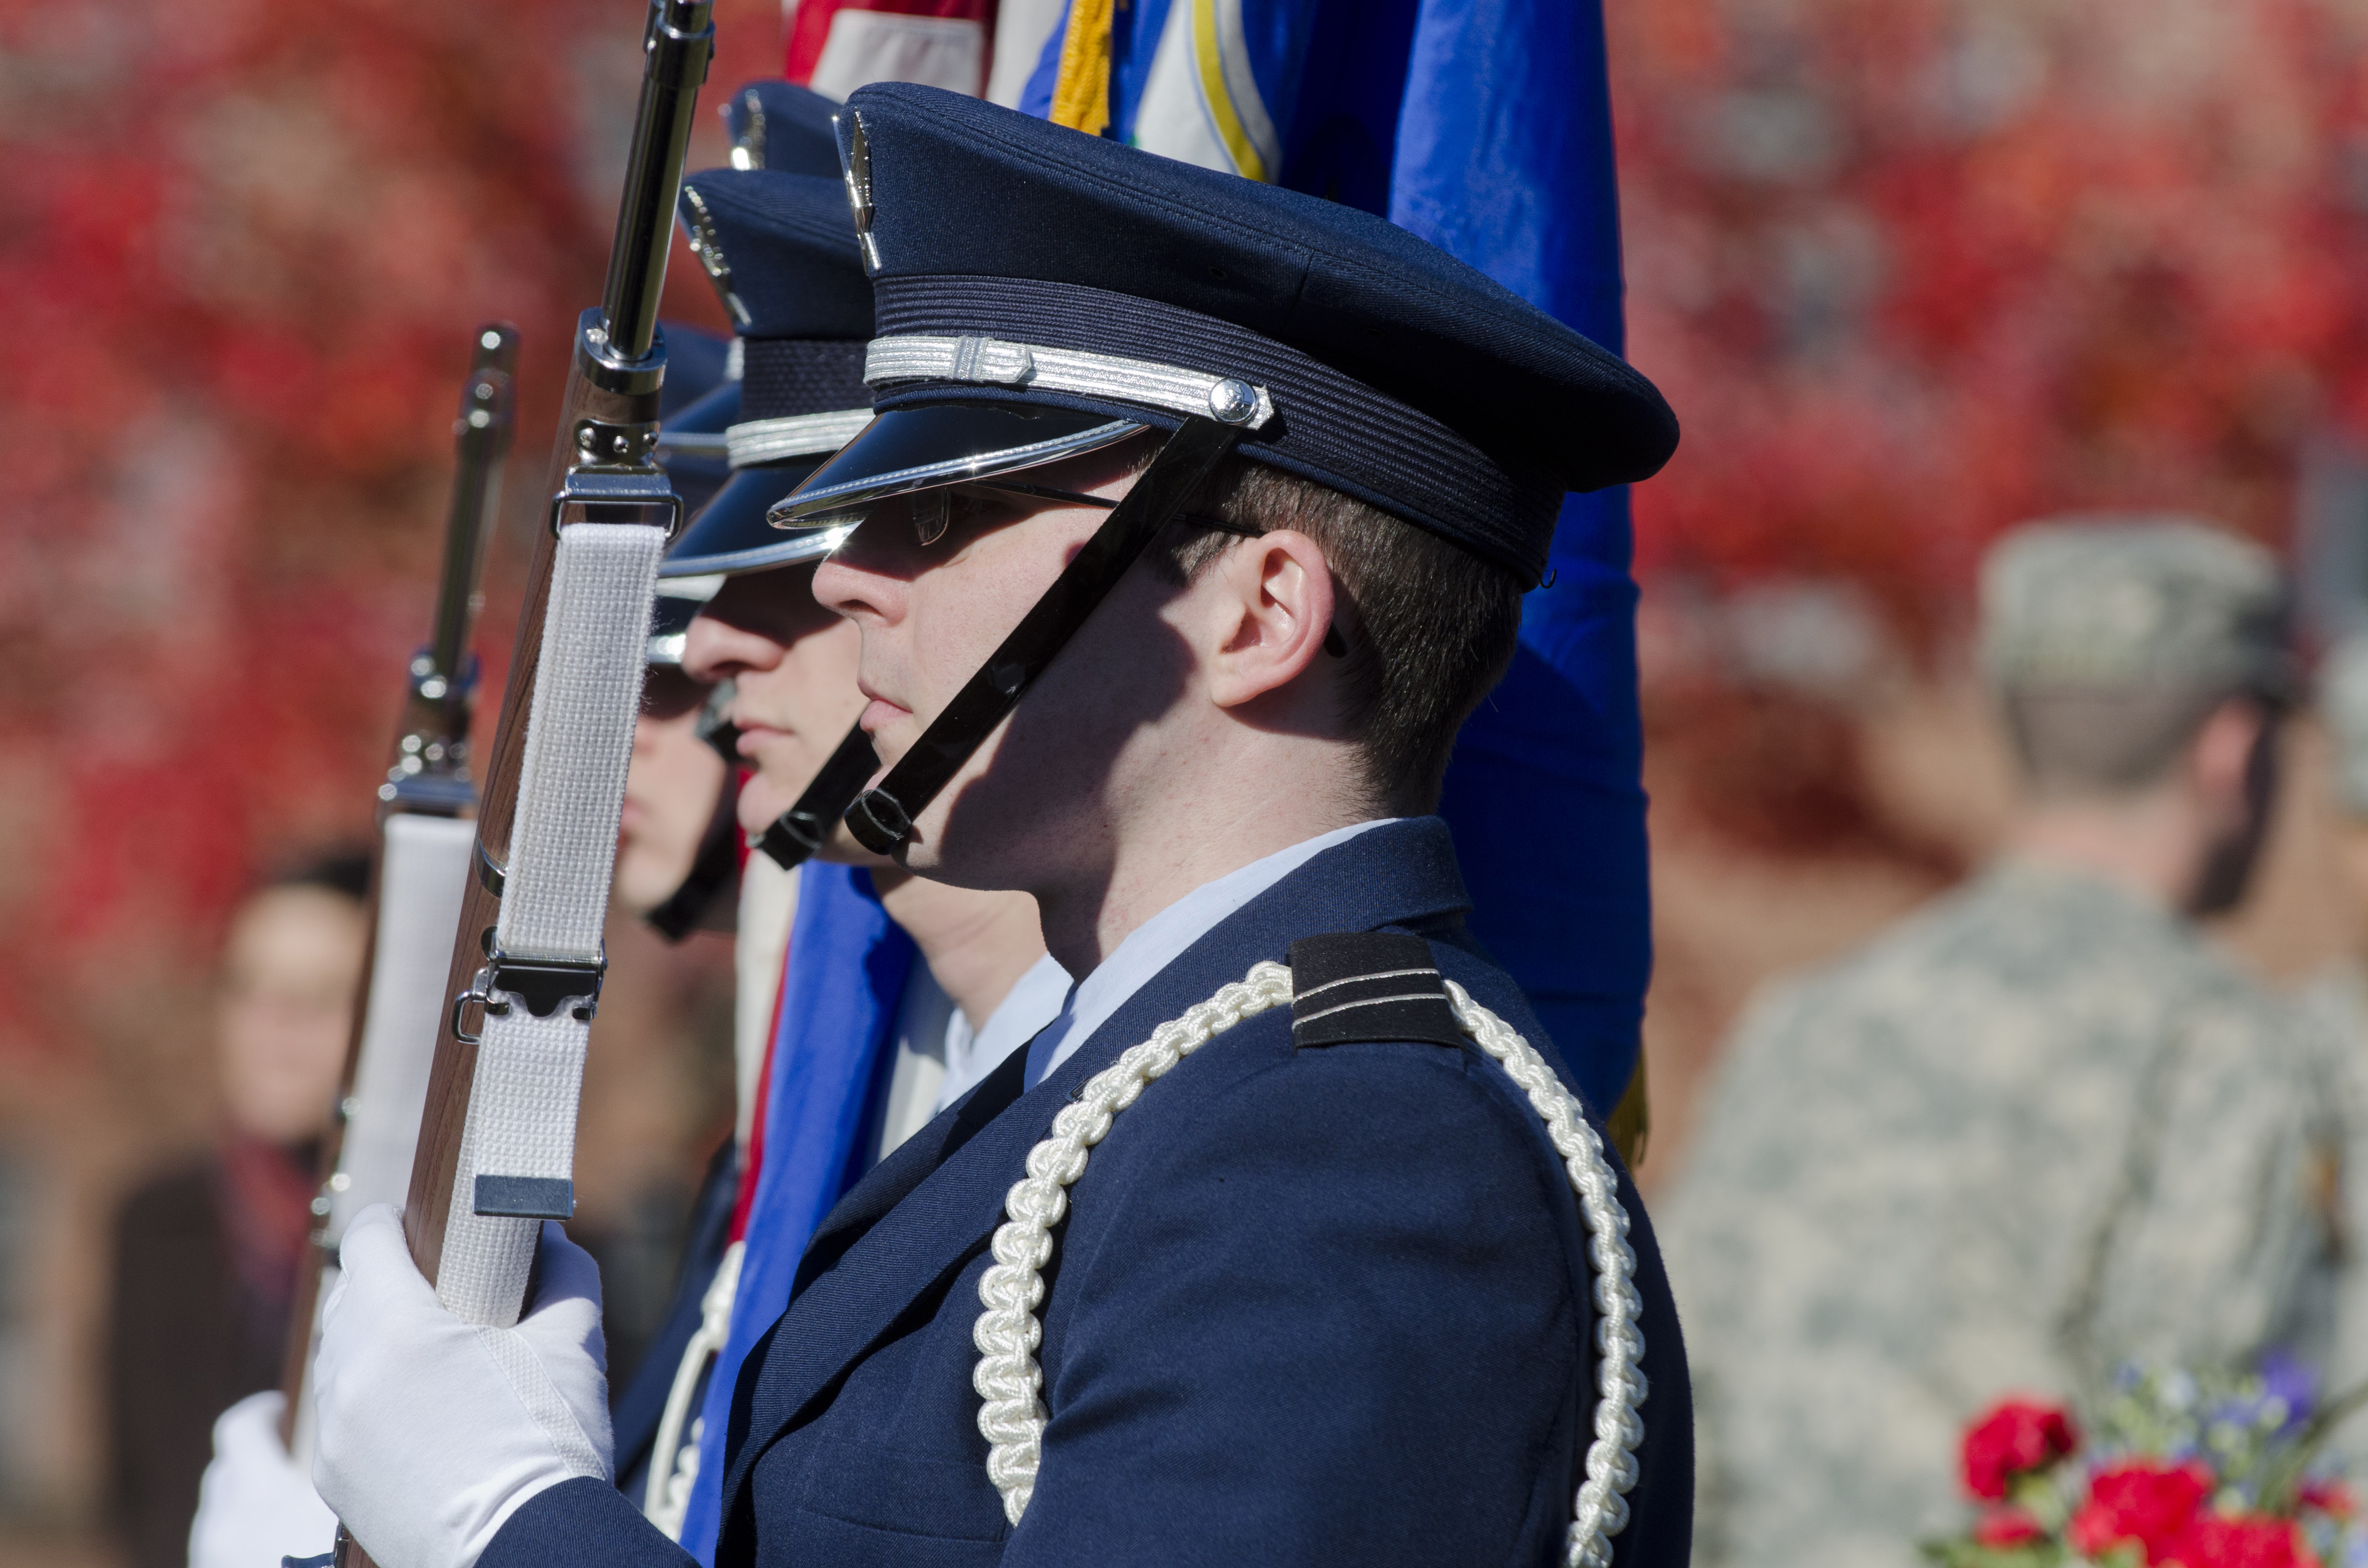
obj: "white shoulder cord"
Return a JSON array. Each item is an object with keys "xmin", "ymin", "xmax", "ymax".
[
  {"xmin": 642, "ymin": 1237, "xmax": 745, "ymax": 1536},
  {"xmin": 971, "ymin": 960, "xmax": 1648, "ymax": 1568}
]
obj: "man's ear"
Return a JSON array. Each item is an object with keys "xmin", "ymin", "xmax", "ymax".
[
  {"xmin": 2186, "ymin": 697, "xmax": 2265, "ymax": 815},
  {"xmin": 1200, "ymin": 529, "xmax": 1337, "ymax": 710}
]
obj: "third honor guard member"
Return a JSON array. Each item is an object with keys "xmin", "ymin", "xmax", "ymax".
[
  {"xmin": 621, "ymin": 128, "xmax": 1067, "ymax": 1544},
  {"xmin": 310, "ymin": 83, "xmax": 1690, "ymax": 1567},
  {"xmin": 1665, "ymin": 517, "xmax": 2340, "ymax": 1568}
]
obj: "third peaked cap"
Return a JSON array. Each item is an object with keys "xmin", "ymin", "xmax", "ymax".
[{"xmin": 815, "ymin": 84, "xmax": 1678, "ymax": 584}]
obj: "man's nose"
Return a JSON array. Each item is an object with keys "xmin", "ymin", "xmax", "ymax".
[
  {"xmin": 813, "ymin": 507, "xmax": 914, "ymax": 627},
  {"xmin": 682, "ymin": 612, "xmax": 779, "ymax": 684}
]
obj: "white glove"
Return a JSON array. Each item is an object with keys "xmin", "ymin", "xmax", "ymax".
[
  {"xmin": 186, "ymin": 1390, "xmax": 339, "ymax": 1568},
  {"xmin": 311, "ymin": 1204, "xmax": 612, "ymax": 1568}
]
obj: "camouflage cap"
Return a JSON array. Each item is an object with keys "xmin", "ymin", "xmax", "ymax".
[
  {"xmin": 1979, "ymin": 516, "xmax": 2292, "ymax": 697},
  {"xmin": 2319, "ymin": 634, "xmax": 2368, "ymax": 816}
]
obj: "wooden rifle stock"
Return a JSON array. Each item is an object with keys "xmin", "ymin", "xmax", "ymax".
[
  {"xmin": 279, "ymin": 324, "xmax": 519, "ymax": 1451},
  {"xmin": 337, "ymin": 5, "xmax": 714, "ymax": 1563}
]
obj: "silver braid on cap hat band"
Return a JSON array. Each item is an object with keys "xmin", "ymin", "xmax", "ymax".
[
  {"xmin": 866, "ymin": 333, "xmax": 1276, "ymax": 429},
  {"xmin": 723, "ymin": 407, "xmax": 875, "ymax": 469},
  {"xmin": 970, "ymin": 960, "xmax": 1647, "ymax": 1567}
]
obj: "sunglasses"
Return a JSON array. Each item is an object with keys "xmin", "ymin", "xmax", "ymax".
[
  {"xmin": 897, "ymin": 478, "xmax": 1266, "ymax": 548},
  {"xmin": 901, "ymin": 480, "xmax": 1344, "ymax": 658}
]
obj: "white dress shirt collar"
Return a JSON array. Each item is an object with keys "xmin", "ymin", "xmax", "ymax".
[{"xmin": 1022, "ymin": 818, "xmax": 1398, "ymax": 1089}]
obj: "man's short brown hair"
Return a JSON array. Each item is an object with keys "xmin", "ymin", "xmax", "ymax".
[{"xmin": 1152, "ymin": 456, "xmax": 1525, "ymax": 814}]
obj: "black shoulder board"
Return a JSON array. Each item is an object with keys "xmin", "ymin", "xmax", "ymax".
[{"xmin": 1287, "ymin": 931, "xmax": 1465, "ymax": 1051}]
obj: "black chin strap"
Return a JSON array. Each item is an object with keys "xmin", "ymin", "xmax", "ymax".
[
  {"xmin": 754, "ymin": 723, "xmax": 879, "ymax": 869},
  {"xmin": 845, "ymin": 415, "xmax": 1244, "ymax": 856}
]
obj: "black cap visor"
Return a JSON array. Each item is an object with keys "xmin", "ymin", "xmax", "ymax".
[
  {"xmin": 769, "ymin": 403, "xmax": 1143, "ymax": 528},
  {"xmin": 661, "ymin": 459, "xmax": 852, "ymax": 578}
]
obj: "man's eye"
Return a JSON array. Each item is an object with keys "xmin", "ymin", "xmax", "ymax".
[{"xmin": 937, "ymin": 489, "xmax": 1022, "ymax": 538}]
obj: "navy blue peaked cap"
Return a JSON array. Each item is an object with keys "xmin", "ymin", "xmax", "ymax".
[
  {"xmin": 721, "ymin": 79, "xmax": 845, "ymax": 178},
  {"xmin": 679, "ymin": 168, "xmax": 875, "ymax": 347},
  {"xmin": 661, "ymin": 321, "xmax": 733, "ymax": 416},
  {"xmin": 665, "ymin": 167, "xmax": 874, "ymax": 579},
  {"xmin": 655, "ymin": 378, "xmax": 738, "ymax": 521},
  {"xmin": 789, "ymin": 83, "xmax": 1678, "ymax": 585}
]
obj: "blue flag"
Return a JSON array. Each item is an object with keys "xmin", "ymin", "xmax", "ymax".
[
  {"xmin": 1015, "ymin": 0, "xmax": 1649, "ymax": 1108},
  {"xmin": 676, "ymin": 862, "xmax": 914, "ymax": 1563}
]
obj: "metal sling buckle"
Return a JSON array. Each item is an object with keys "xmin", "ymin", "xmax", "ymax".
[
  {"xmin": 548, "ymin": 467, "xmax": 684, "ymax": 540},
  {"xmin": 450, "ymin": 951, "xmax": 608, "ymax": 1045}
]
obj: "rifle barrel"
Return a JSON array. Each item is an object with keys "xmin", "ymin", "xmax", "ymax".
[
  {"xmin": 398, "ymin": 0, "xmax": 714, "ymax": 1308},
  {"xmin": 426, "ymin": 326, "xmax": 519, "ymax": 696},
  {"xmin": 602, "ymin": 0, "xmax": 716, "ymax": 363},
  {"xmin": 282, "ymin": 321, "xmax": 519, "ymax": 1456},
  {"xmin": 340, "ymin": 4, "xmax": 710, "ymax": 1549}
]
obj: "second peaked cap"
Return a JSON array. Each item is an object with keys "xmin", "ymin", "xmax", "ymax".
[{"xmin": 663, "ymin": 159, "xmax": 875, "ymax": 579}]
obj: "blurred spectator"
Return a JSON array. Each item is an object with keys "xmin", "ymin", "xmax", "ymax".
[
  {"xmin": 103, "ymin": 854, "xmax": 367, "ymax": 1568},
  {"xmin": 2298, "ymin": 637, "xmax": 2368, "ymax": 1421},
  {"xmin": 1662, "ymin": 518, "xmax": 2340, "ymax": 1568}
]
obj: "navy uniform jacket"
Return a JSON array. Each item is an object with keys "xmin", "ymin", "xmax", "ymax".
[{"xmin": 486, "ymin": 818, "xmax": 1692, "ymax": 1567}]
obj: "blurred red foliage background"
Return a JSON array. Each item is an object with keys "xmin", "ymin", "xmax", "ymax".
[
  {"xmin": 13, "ymin": 0, "xmax": 2368, "ymax": 1063},
  {"xmin": 2, "ymin": 0, "xmax": 2368, "ymax": 1537},
  {"xmin": 1620, "ymin": 0, "xmax": 2368, "ymax": 637},
  {"xmin": 0, "ymin": 0, "xmax": 783, "ymax": 1066}
]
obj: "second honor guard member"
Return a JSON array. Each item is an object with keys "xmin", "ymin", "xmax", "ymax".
[
  {"xmin": 311, "ymin": 84, "xmax": 1690, "ymax": 1567},
  {"xmin": 622, "ymin": 142, "xmax": 1067, "ymax": 1543}
]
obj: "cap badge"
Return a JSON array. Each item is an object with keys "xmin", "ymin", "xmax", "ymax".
[
  {"xmin": 730, "ymin": 86, "xmax": 765, "ymax": 170},
  {"xmin": 677, "ymin": 185, "xmax": 751, "ymax": 329},
  {"xmin": 835, "ymin": 109, "xmax": 881, "ymax": 274}
]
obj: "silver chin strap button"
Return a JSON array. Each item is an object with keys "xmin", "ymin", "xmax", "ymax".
[{"xmin": 1207, "ymin": 378, "xmax": 1259, "ymax": 425}]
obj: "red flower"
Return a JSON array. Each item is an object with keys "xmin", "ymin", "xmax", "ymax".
[
  {"xmin": 1962, "ymin": 1400, "xmax": 2082, "ymax": 1500},
  {"xmin": 1973, "ymin": 1508, "xmax": 2045, "ymax": 1547},
  {"xmin": 2163, "ymin": 1514, "xmax": 2317, "ymax": 1568},
  {"xmin": 2297, "ymin": 1479, "xmax": 2356, "ymax": 1519},
  {"xmin": 2067, "ymin": 1461, "xmax": 2213, "ymax": 1564}
]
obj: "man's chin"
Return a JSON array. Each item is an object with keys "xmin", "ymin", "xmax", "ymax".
[
  {"xmin": 814, "ymin": 820, "xmax": 894, "ymax": 870},
  {"xmin": 737, "ymin": 790, "xmax": 794, "ymax": 843}
]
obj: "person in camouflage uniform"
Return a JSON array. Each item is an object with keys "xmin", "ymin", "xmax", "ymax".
[
  {"xmin": 1664, "ymin": 517, "xmax": 2342, "ymax": 1568},
  {"xmin": 2298, "ymin": 635, "xmax": 2368, "ymax": 1421}
]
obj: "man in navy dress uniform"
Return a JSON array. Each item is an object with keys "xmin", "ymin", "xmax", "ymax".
[
  {"xmin": 311, "ymin": 84, "xmax": 1691, "ymax": 1568},
  {"xmin": 617, "ymin": 138, "xmax": 1062, "ymax": 1542}
]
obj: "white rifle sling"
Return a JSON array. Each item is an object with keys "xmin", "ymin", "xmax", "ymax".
[
  {"xmin": 288, "ymin": 813, "xmax": 477, "ymax": 1465},
  {"xmin": 973, "ymin": 960, "xmax": 1648, "ymax": 1568},
  {"xmin": 439, "ymin": 521, "xmax": 665, "ymax": 1326},
  {"xmin": 335, "ymin": 814, "xmax": 477, "ymax": 1236}
]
